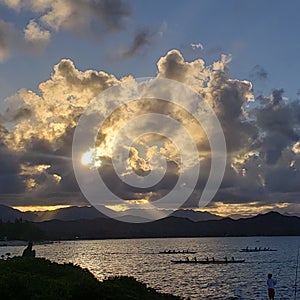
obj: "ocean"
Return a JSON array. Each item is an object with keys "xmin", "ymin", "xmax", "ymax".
[{"xmin": 1, "ymin": 236, "xmax": 300, "ymax": 299}]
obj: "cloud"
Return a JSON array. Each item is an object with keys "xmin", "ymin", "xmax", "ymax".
[
  {"xmin": 157, "ymin": 50, "xmax": 256, "ymax": 155},
  {"xmin": 0, "ymin": 0, "xmax": 132, "ymax": 62},
  {"xmin": 255, "ymin": 89, "xmax": 299, "ymax": 164},
  {"xmin": 39, "ymin": 0, "xmax": 131, "ymax": 36},
  {"xmin": 249, "ymin": 65, "xmax": 268, "ymax": 80},
  {"xmin": 0, "ymin": 0, "xmax": 22, "ymax": 10},
  {"xmin": 0, "ymin": 52, "xmax": 200, "ymax": 208},
  {"xmin": 157, "ymin": 49, "xmax": 206, "ymax": 84},
  {"xmin": 1, "ymin": 0, "xmax": 131, "ymax": 35},
  {"xmin": 1, "ymin": 0, "xmax": 131, "ymax": 32},
  {"xmin": 0, "ymin": 123, "xmax": 25, "ymax": 194},
  {"xmin": 1, "ymin": 50, "xmax": 300, "ymax": 216},
  {"xmin": 0, "ymin": 58, "xmax": 120, "ymax": 205},
  {"xmin": 3, "ymin": 58, "xmax": 118, "ymax": 151},
  {"xmin": 156, "ymin": 51, "xmax": 300, "ymax": 214},
  {"xmin": 24, "ymin": 19, "xmax": 50, "ymax": 51},
  {"xmin": 204, "ymin": 68, "xmax": 256, "ymax": 154},
  {"xmin": 191, "ymin": 43, "xmax": 203, "ymax": 50},
  {"xmin": 118, "ymin": 28, "xmax": 152, "ymax": 59},
  {"xmin": 27, "ymin": 0, "xmax": 53, "ymax": 12},
  {"xmin": 0, "ymin": 17, "xmax": 50, "ymax": 62}
]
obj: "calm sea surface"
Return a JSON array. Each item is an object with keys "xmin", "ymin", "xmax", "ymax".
[{"xmin": 1, "ymin": 236, "xmax": 300, "ymax": 299}]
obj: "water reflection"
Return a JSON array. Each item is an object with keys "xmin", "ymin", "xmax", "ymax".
[{"xmin": 1, "ymin": 236, "xmax": 299, "ymax": 299}]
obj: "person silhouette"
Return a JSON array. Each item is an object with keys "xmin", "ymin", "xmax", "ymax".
[
  {"xmin": 267, "ymin": 273, "xmax": 276, "ymax": 300},
  {"xmin": 22, "ymin": 241, "xmax": 36, "ymax": 257}
]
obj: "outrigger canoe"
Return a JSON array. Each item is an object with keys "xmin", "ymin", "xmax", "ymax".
[
  {"xmin": 240, "ymin": 248, "xmax": 277, "ymax": 252},
  {"xmin": 159, "ymin": 250, "xmax": 197, "ymax": 254},
  {"xmin": 171, "ymin": 259, "xmax": 245, "ymax": 264}
]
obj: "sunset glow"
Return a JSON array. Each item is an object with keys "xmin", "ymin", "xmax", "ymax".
[
  {"xmin": 197, "ymin": 202, "xmax": 292, "ymax": 218},
  {"xmin": 13, "ymin": 205, "xmax": 72, "ymax": 212}
]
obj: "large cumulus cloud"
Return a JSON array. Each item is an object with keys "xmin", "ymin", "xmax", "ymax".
[
  {"xmin": 0, "ymin": 58, "xmax": 119, "ymax": 206},
  {"xmin": 0, "ymin": 49, "xmax": 300, "ymax": 217}
]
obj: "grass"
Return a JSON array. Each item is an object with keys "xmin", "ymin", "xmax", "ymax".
[{"xmin": 0, "ymin": 257, "xmax": 182, "ymax": 300}]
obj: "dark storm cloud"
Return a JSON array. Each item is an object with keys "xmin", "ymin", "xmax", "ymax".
[
  {"xmin": 0, "ymin": 124, "xmax": 25, "ymax": 194},
  {"xmin": 271, "ymin": 88, "xmax": 284, "ymax": 105},
  {"xmin": 265, "ymin": 167, "xmax": 300, "ymax": 193},
  {"xmin": 256, "ymin": 90, "xmax": 299, "ymax": 164},
  {"xmin": 213, "ymin": 188, "xmax": 263, "ymax": 204},
  {"xmin": 11, "ymin": 125, "xmax": 88, "ymax": 206},
  {"xmin": 99, "ymin": 157, "xmax": 179, "ymax": 201},
  {"xmin": 48, "ymin": 126, "xmax": 81, "ymax": 193},
  {"xmin": 22, "ymin": 126, "xmax": 80, "ymax": 194},
  {"xmin": 20, "ymin": 138, "xmax": 56, "ymax": 165},
  {"xmin": 205, "ymin": 68, "xmax": 258, "ymax": 154},
  {"xmin": 212, "ymin": 90, "xmax": 300, "ymax": 204}
]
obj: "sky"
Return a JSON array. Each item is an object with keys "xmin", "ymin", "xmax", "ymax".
[{"xmin": 1, "ymin": 0, "xmax": 300, "ymax": 219}]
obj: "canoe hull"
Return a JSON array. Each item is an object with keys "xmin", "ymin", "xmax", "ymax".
[
  {"xmin": 159, "ymin": 251, "xmax": 197, "ymax": 254},
  {"xmin": 171, "ymin": 260, "xmax": 245, "ymax": 264},
  {"xmin": 240, "ymin": 249, "xmax": 277, "ymax": 252}
]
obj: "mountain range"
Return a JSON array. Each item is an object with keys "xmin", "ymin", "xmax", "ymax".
[
  {"xmin": 0, "ymin": 205, "xmax": 221, "ymax": 223},
  {"xmin": 35, "ymin": 211, "xmax": 300, "ymax": 240},
  {"xmin": 1, "ymin": 205, "xmax": 300, "ymax": 240}
]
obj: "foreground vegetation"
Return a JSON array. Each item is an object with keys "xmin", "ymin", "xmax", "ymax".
[{"xmin": 0, "ymin": 257, "xmax": 181, "ymax": 300}]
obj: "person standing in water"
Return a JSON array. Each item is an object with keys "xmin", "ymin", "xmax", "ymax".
[{"xmin": 267, "ymin": 273, "xmax": 276, "ymax": 300}]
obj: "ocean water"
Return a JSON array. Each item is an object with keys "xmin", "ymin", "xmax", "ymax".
[{"xmin": 1, "ymin": 236, "xmax": 300, "ymax": 299}]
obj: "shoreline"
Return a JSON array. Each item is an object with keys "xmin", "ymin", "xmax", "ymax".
[
  {"xmin": 0, "ymin": 240, "xmax": 56, "ymax": 247},
  {"xmin": 0, "ymin": 235, "xmax": 299, "ymax": 246},
  {"xmin": 0, "ymin": 256, "xmax": 182, "ymax": 299}
]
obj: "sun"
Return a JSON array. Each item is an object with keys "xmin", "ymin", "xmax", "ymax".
[
  {"xmin": 81, "ymin": 149, "xmax": 93, "ymax": 166},
  {"xmin": 81, "ymin": 148, "xmax": 102, "ymax": 168}
]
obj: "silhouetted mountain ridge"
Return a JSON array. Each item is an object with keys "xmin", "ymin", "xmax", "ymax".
[
  {"xmin": 2, "ymin": 205, "xmax": 300, "ymax": 239},
  {"xmin": 0, "ymin": 205, "xmax": 37, "ymax": 222},
  {"xmin": 0, "ymin": 205, "xmax": 222, "ymax": 222},
  {"xmin": 171, "ymin": 209, "xmax": 221, "ymax": 221},
  {"xmin": 34, "ymin": 210, "xmax": 300, "ymax": 240}
]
